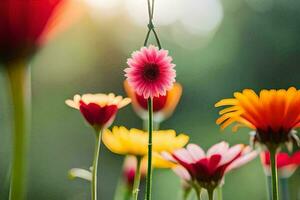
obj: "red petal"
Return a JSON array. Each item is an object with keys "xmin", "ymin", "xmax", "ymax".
[{"xmin": 79, "ymin": 102, "xmax": 118, "ymax": 128}]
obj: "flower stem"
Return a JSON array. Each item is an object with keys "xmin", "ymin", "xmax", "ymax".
[
  {"xmin": 113, "ymin": 175, "xmax": 123, "ymax": 200},
  {"xmin": 217, "ymin": 187, "xmax": 222, "ymax": 200},
  {"xmin": 267, "ymin": 176, "xmax": 272, "ymax": 200},
  {"xmin": 145, "ymin": 98, "xmax": 153, "ymax": 200},
  {"xmin": 91, "ymin": 131, "xmax": 102, "ymax": 200},
  {"xmin": 269, "ymin": 148, "xmax": 279, "ymax": 200},
  {"xmin": 194, "ymin": 187, "xmax": 201, "ymax": 200},
  {"xmin": 6, "ymin": 61, "xmax": 31, "ymax": 200},
  {"xmin": 124, "ymin": 187, "xmax": 132, "ymax": 200},
  {"xmin": 182, "ymin": 187, "xmax": 191, "ymax": 200},
  {"xmin": 113, "ymin": 174, "xmax": 131, "ymax": 200},
  {"xmin": 132, "ymin": 156, "xmax": 142, "ymax": 200},
  {"xmin": 208, "ymin": 189, "xmax": 214, "ymax": 200},
  {"xmin": 280, "ymin": 178, "xmax": 290, "ymax": 200}
]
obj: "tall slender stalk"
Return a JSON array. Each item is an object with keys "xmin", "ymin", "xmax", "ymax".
[
  {"xmin": 194, "ymin": 187, "xmax": 201, "ymax": 200},
  {"xmin": 269, "ymin": 148, "xmax": 279, "ymax": 200},
  {"xmin": 182, "ymin": 187, "xmax": 191, "ymax": 200},
  {"xmin": 208, "ymin": 189, "xmax": 214, "ymax": 200},
  {"xmin": 280, "ymin": 178, "xmax": 290, "ymax": 200},
  {"xmin": 267, "ymin": 176, "xmax": 272, "ymax": 200},
  {"xmin": 132, "ymin": 156, "xmax": 142, "ymax": 200},
  {"xmin": 143, "ymin": 0, "xmax": 161, "ymax": 199},
  {"xmin": 145, "ymin": 98, "xmax": 153, "ymax": 200},
  {"xmin": 6, "ymin": 61, "xmax": 31, "ymax": 200},
  {"xmin": 91, "ymin": 131, "xmax": 102, "ymax": 200},
  {"xmin": 217, "ymin": 187, "xmax": 222, "ymax": 200}
]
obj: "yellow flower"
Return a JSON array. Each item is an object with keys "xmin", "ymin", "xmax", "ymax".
[
  {"xmin": 102, "ymin": 126, "xmax": 189, "ymax": 158},
  {"xmin": 65, "ymin": 93, "xmax": 131, "ymax": 130}
]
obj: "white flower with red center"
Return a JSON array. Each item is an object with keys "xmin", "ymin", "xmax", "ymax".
[
  {"xmin": 65, "ymin": 93, "xmax": 131, "ymax": 131},
  {"xmin": 260, "ymin": 151, "xmax": 300, "ymax": 178},
  {"xmin": 162, "ymin": 142, "xmax": 257, "ymax": 191},
  {"xmin": 124, "ymin": 45, "xmax": 176, "ymax": 99}
]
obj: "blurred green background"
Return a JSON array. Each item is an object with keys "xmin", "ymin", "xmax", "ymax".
[{"xmin": 1, "ymin": 0, "xmax": 300, "ymax": 199}]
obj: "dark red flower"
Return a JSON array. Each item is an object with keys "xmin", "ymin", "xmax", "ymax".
[
  {"xmin": 79, "ymin": 102, "xmax": 118, "ymax": 128},
  {"xmin": 0, "ymin": 0, "xmax": 64, "ymax": 63}
]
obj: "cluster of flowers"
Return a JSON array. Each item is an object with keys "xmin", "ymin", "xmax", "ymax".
[
  {"xmin": 1, "ymin": 0, "xmax": 300, "ymax": 199},
  {"xmin": 66, "ymin": 45, "xmax": 300, "ymax": 200}
]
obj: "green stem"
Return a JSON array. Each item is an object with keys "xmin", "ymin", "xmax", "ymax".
[
  {"xmin": 194, "ymin": 187, "xmax": 200, "ymax": 200},
  {"xmin": 132, "ymin": 156, "xmax": 142, "ymax": 200},
  {"xmin": 190, "ymin": 182, "xmax": 201, "ymax": 200},
  {"xmin": 124, "ymin": 187, "xmax": 132, "ymax": 200},
  {"xmin": 280, "ymin": 178, "xmax": 290, "ymax": 200},
  {"xmin": 6, "ymin": 61, "xmax": 31, "ymax": 200},
  {"xmin": 208, "ymin": 189, "xmax": 214, "ymax": 200},
  {"xmin": 182, "ymin": 187, "xmax": 191, "ymax": 200},
  {"xmin": 267, "ymin": 176, "xmax": 272, "ymax": 200},
  {"xmin": 143, "ymin": 120, "xmax": 160, "ymax": 131},
  {"xmin": 145, "ymin": 98, "xmax": 153, "ymax": 200},
  {"xmin": 270, "ymin": 148, "xmax": 279, "ymax": 200},
  {"xmin": 217, "ymin": 187, "xmax": 222, "ymax": 200},
  {"xmin": 113, "ymin": 174, "xmax": 124, "ymax": 200},
  {"xmin": 91, "ymin": 131, "xmax": 102, "ymax": 200}
]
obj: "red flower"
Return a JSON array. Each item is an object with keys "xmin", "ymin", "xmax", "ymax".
[
  {"xmin": 0, "ymin": 0, "xmax": 83, "ymax": 64},
  {"xmin": 65, "ymin": 93, "xmax": 131, "ymax": 131},
  {"xmin": 0, "ymin": 0, "xmax": 61, "ymax": 63},
  {"xmin": 261, "ymin": 151, "xmax": 300, "ymax": 178},
  {"xmin": 163, "ymin": 142, "xmax": 257, "ymax": 191},
  {"xmin": 124, "ymin": 80, "xmax": 182, "ymax": 122}
]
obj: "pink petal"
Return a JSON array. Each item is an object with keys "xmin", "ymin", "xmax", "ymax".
[
  {"xmin": 161, "ymin": 151, "xmax": 177, "ymax": 163},
  {"xmin": 207, "ymin": 141, "xmax": 229, "ymax": 157},
  {"xmin": 187, "ymin": 144, "xmax": 206, "ymax": 162},
  {"xmin": 219, "ymin": 144, "xmax": 243, "ymax": 166},
  {"xmin": 226, "ymin": 151, "xmax": 257, "ymax": 173},
  {"xmin": 172, "ymin": 165, "xmax": 191, "ymax": 181},
  {"xmin": 173, "ymin": 148, "xmax": 194, "ymax": 164}
]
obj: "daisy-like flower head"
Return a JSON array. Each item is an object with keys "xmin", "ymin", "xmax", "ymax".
[
  {"xmin": 124, "ymin": 80, "xmax": 182, "ymax": 122},
  {"xmin": 65, "ymin": 93, "xmax": 131, "ymax": 132},
  {"xmin": 102, "ymin": 126, "xmax": 189, "ymax": 158},
  {"xmin": 124, "ymin": 45, "xmax": 176, "ymax": 99},
  {"xmin": 215, "ymin": 87, "xmax": 300, "ymax": 150},
  {"xmin": 260, "ymin": 150, "xmax": 300, "ymax": 178},
  {"xmin": 162, "ymin": 142, "xmax": 257, "ymax": 191}
]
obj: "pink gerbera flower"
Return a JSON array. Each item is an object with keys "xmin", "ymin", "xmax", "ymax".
[{"xmin": 124, "ymin": 45, "xmax": 176, "ymax": 99}]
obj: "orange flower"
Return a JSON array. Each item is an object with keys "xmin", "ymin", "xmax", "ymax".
[
  {"xmin": 215, "ymin": 87, "xmax": 300, "ymax": 149},
  {"xmin": 124, "ymin": 80, "xmax": 182, "ymax": 123}
]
